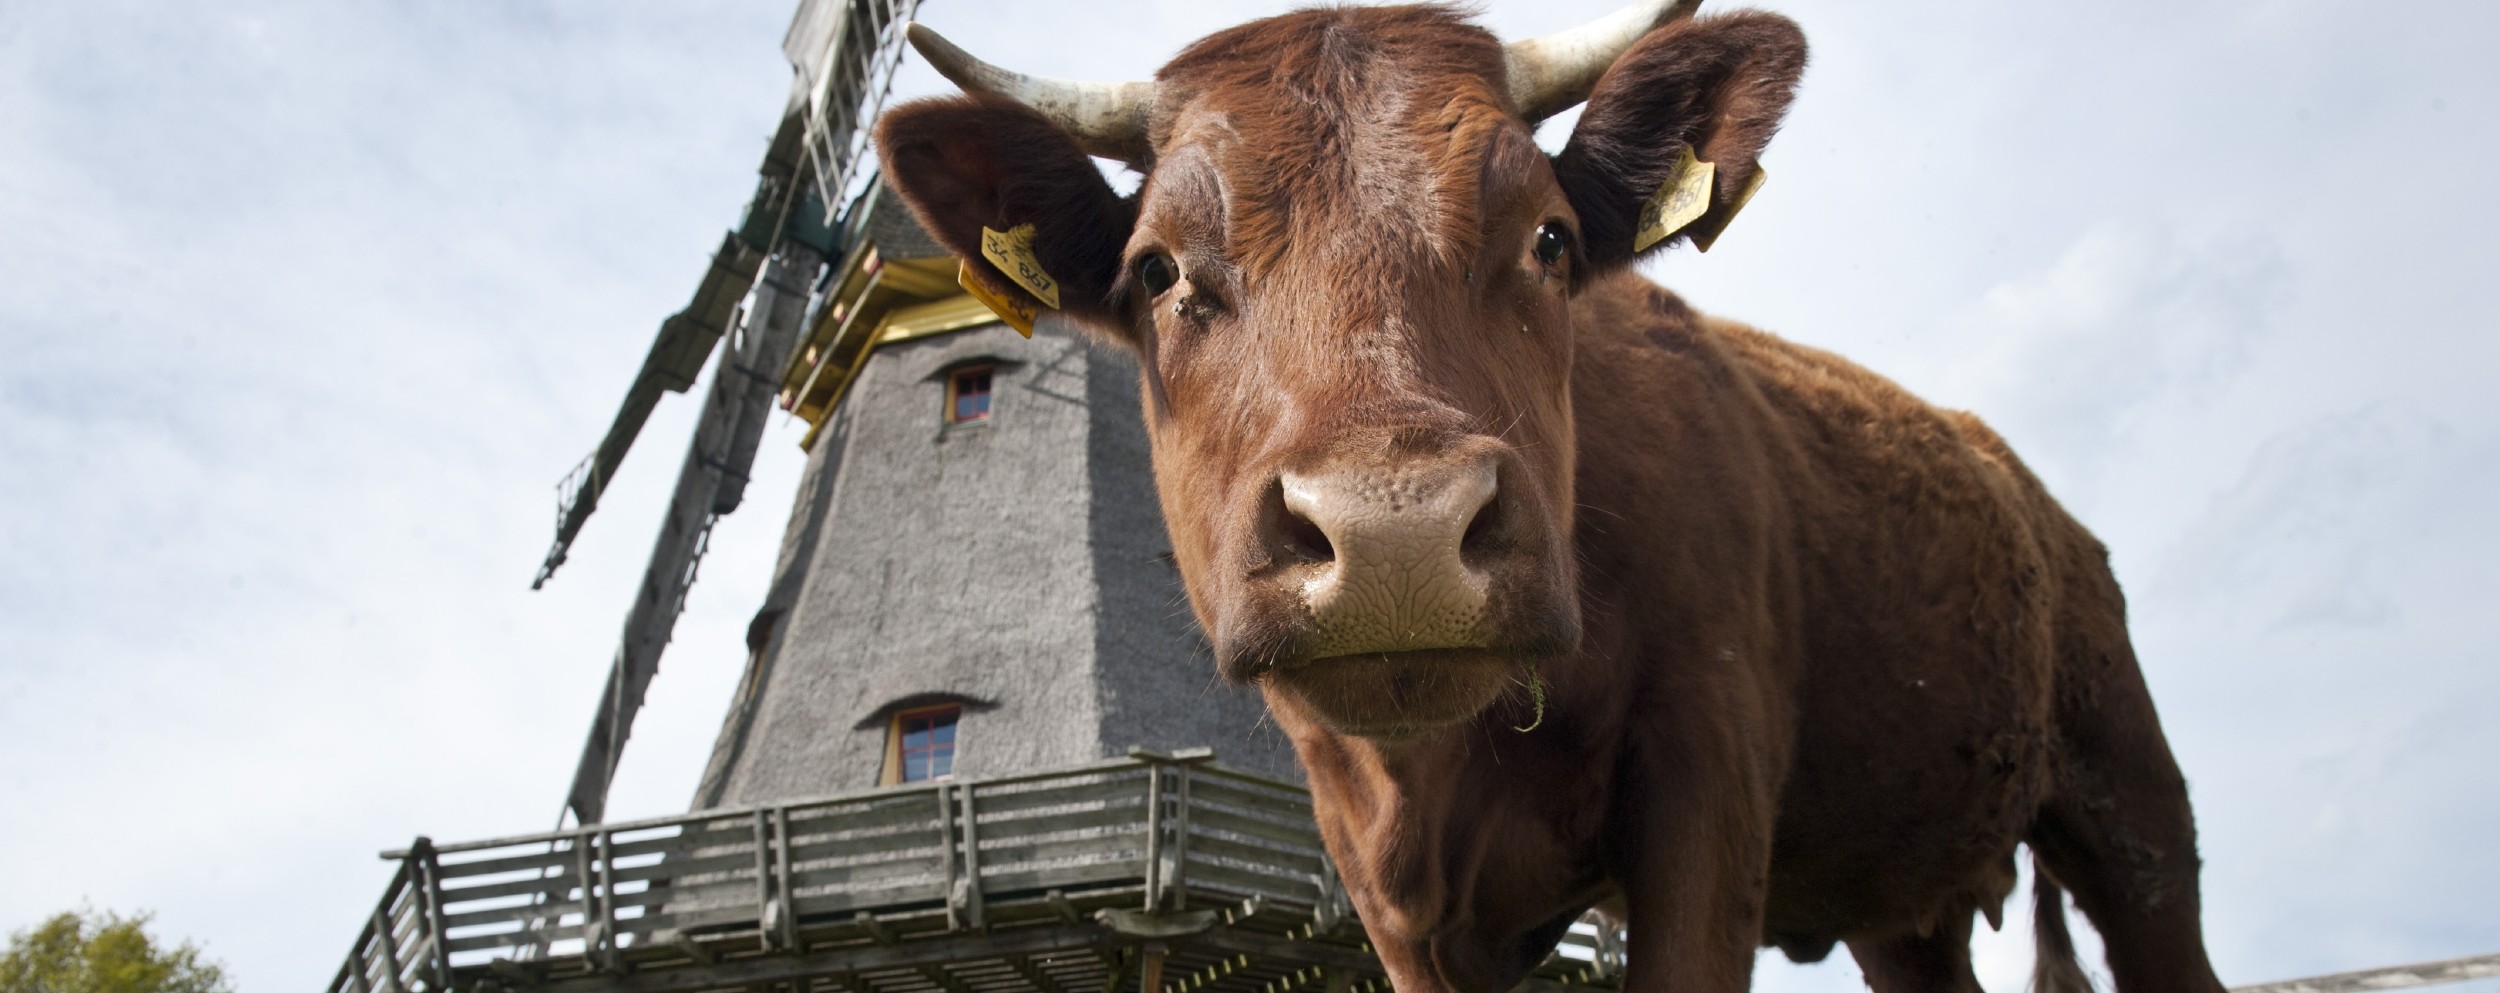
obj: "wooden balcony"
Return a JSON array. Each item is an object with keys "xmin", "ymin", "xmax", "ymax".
[{"xmin": 329, "ymin": 750, "xmax": 1628, "ymax": 993}]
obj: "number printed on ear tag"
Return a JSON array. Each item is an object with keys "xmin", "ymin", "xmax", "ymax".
[
  {"xmin": 980, "ymin": 224, "xmax": 1062, "ymax": 310},
  {"xmin": 1633, "ymin": 146, "xmax": 1717, "ymax": 253},
  {"xmin": 959, "ymin": 261, "xmax": 1038, "ymax": 337}
]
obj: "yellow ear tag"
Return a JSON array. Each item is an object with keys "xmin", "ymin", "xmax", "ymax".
[
  {"xmin": 979, "ymin": 223, "xmax": 1062, "ymax": 310},
  {"xmin": 1633, "ymin": 146, "xmax": 1716, "ymax": 253},
  {"xmin": 1687, "ymin": 166, "xmax": 1766, "ymax": 254},
  {"xmin": 958, "ymin": 260, "xmax": 1038, "ymax": 337}
]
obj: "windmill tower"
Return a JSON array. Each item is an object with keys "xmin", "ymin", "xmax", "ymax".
[
  {"xmin": 525, "ymin": 0, "xmax": 1292, "ymax": 829},
  {"xmin": 326, "ymin": 6, "xmax": 1631, "ymax": 993},
  {"xmin": 691, "ymin": 181, "xmax": 1296, "ymax": 809}
]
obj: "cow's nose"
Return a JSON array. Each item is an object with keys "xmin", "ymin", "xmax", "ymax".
[{"xmin": 1273, "ymin": 457, "xmax": 1501, "ymax": 658}]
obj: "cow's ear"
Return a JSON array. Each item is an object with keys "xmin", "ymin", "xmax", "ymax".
[
  {"xmin": 875, "ymin": 94, "xmax": 1138, "ymax": 332},
  {"xmin": 1551, "ymin": 12, "xmax": 1806, "ymax": 274}
]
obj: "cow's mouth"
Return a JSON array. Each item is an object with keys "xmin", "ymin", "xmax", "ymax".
[{"xmin": 1264, "ymin": 648, "xmax": 1522, "ymax": 738}]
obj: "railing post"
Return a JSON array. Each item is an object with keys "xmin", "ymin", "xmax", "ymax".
[
  {"xmin": 958, "ymin": 783, "xmax": 986, "ymax": 930},
  {"xmin": 772, "ymin": 806, "xmax": 797, "ymax": 951},
  {"xmin": 572, "ymin": 832, "xmax": 597, "ymax": 961},
  {"xmin": 371, "ymin": 905, "xmax": 407, "ymax": 993},
  {"xmin": 937, "ymin": 784, "xmax": 961, "ymax": 930},
  {"xmin": 409, "ymin": 837, "xmax": 454, "ymax": 992},
  {"xmin": 1315, "ymin": 855, "xmax": 1342, "ymax": 933},
  {"xmin": 1142, "ymin": 761, "xmax": 1165, "ymax": 911},
  {"xmin": 750, "ymin": 810, "xmax": 775, "ymax": 952},
  {"xmin": 1169, "ymin": 766, "xmax": 1191, "ymax": 911},
  {"xmin": 596, "ymin": 829, "xmax": 620, "ymax": 972}
]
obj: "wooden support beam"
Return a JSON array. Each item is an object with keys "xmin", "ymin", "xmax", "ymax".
[
  {"xmin": 1190, "ymin": 931, "xmax": 1377, "ymax": 977},
  {"xmin": 667, "ymin": 933, "xmax": 715, "ymax": 967},
  {"xmin": 1099, "ymin": 948, "xmax": 1136, "ymax": 993},
  {"xmin": 853, "ymin": 912, "xmax": 898, "ymax": 946},
  {"xmin": 527, "ymin": 924, "xmax": 1104, "ymax": 993},
  {"xmin": 1137, "ymin": 943, "xmax": 1168, "ymax": 993},
  {"xmin": 1010, "ymin": 956, "xmax": 1072, "ymax": 993}
]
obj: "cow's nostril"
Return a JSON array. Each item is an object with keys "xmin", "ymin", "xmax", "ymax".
[
  {"xmin": 1280, "ymin": 504, "xmax": 1335, "ymax": 564},
  {"xmin": 1460, "ymin": 487, "xmax": 1503, "ymax": 560}
]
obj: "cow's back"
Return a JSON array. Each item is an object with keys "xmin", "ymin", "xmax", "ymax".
[{"xmin": 1566, "ymin": 271, "xmax": 2121, "ymax": 941}]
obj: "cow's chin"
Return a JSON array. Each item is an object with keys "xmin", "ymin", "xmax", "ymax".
[{"xmin": 1263, "ymin": 649, "xmax": 1521, "ymax": 739}]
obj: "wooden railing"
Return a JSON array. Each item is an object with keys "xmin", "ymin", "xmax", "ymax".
[{"xmin": 330, "ymin": 752, "xmax": 1393, "ymax": 993}]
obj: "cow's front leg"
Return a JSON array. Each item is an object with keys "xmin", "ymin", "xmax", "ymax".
[{"xmin": 1611, "ymin": 741, "xmax": 1778, "ymax": 993}]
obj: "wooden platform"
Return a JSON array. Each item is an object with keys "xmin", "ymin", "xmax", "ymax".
[{"xmin": 330, "ymin": 750, "xmax": 1626, "ymax": 993}]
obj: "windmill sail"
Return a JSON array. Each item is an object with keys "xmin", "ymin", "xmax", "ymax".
[{"xmin": 551, "ymin": 0, "xmax": 925, "ymax": 826}]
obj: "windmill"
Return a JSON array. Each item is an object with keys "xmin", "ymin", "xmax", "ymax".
[{"xmin": 531, "ymin": 0, "xmax": 927, "ymax": 828}]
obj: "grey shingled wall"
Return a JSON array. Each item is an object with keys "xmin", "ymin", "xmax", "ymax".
[{"xmin": 693, "ymin": 316, "xmax": 1294, "ymax": 810}]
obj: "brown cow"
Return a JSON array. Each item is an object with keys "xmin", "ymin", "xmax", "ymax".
[{"xmin": 876, "ymin": 4, "xmax": 2226, "ymax": 993}]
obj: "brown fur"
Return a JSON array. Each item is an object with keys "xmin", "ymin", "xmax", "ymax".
[{"xmin": 876, "ymin": 7, "xmax": 2225, "ymax": 993}]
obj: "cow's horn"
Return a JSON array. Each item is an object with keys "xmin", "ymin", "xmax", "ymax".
[
  {"xmin": 905, "ymin": 22, "xmax": 1155, "ymax": 163},
  {"xmin": 1505, "ymin": 0, "xmax": 1703, "ymax": 123}
]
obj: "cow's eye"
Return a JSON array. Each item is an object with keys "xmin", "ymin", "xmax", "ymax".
[
  {"xmin": 1533, "ymin": 223, "xmax": 1569, "ymax": 267},
  {"xmin": 1137, "ymin": 253, "xmax": 1178, "ymax": 297}
]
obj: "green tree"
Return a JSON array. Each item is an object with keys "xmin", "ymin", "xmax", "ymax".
[{"xmin": 0, "ymin": 910, "xmax": 231, "ymax": 993}]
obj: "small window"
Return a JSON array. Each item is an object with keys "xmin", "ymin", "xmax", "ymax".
[
  {"xmin": 946, "ymin": 366, "xmax": 993, "ymax": 424},
  {"xmin": 884, "ymin": 705, "xmax": 960, "ymax": 784}
]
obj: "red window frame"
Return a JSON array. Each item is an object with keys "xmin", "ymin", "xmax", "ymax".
[
  {"xmin": 887, "ymin": 704, "xmax": 960, "ymax": 784},
  {"xmin": 947, "ymin": 366, "xmax": 993, "ymax": 424}
]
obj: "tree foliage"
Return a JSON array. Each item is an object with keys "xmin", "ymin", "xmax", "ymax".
[{"xmin": 0, "ymin": 910, "xmax": 231, "ymax": 993}]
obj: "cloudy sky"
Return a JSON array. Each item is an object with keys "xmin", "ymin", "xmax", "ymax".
[{"xmin": 1, "ymin": 1, "xmax": 2494, "ymax": 991}]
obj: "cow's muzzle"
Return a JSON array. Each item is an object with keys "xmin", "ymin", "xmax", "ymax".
[
  {"xmin": 1276, "ymin": 458, "xmax": 1500, "ymax": 656},
  {"xmin": 1225, "ymin": 443, "xmax": 1566, "ymax": 736}
]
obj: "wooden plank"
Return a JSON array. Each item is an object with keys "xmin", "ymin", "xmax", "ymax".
[
  {"xmin": 1184, "ymin": 835, "xmax": 1324, "ymax": 878},
  {"xmin": 1169, "ymin": 862, "xmax": 1305, "ymax": 904},
  {"xmin": 434, "ymin": 845, "xmax": 584, "ymax": 883},
  {"xmin": 607, "ymin": 903, "xmax": 766, "ymax": 941},
  {"xmin": 2232, "ymin": 954, "xmax": 2500, "ymax": 993},
  {"xmin": 786, "ymin": 831, "xmax": 945, "ymax": 867},
  {"xmin": 1185, "ymin": 807, "xmax": 1321, "ymax": 852},
  {"xmin": 607, "ymin": 851, "xmax": 759, "ymax": 886},
  {"xmin": 788, "ymin": 879, "xmax": 955, "ymax": 917},
  {"xmin": 976, "ymin": 834, "xmax": 1151, "ymax": 872},
  {"xmin": 783, "ymin": 801, "xmax": 948, "ymax": 839},
  {"xmin": 603, "ymin": 825, "xmax": 758, "ymax": 862},
  {"xmin": 1182, "ymin": 780, "xmax": 1310, "ymax": 820},
  {"xmin": 975, "ymin": 808, "xmax": 1147, "ymax": 846},
  {"xmin": 444, "ymin": 898, "xmax": 582, "ymax": 932},
  {"xmin": 786, "ymin": 854, "xmax": 949, "ymax": 892},
  {"xmin": 970, "ymin": 863, "xmax": 1148, "ymax": 900},
  {"xmin": 439, "ymin": 870, "xmax": 585, "ymax": 906},
  {"xmin": 445, "ymin": 924, "xmax": 586, "ymax": 956},
  {"xmin": 617, "ymin": 879, "xmax": 761, "ymax": 915},
  {"xmin": 969, "ymin": 780, "xmax": 1145, "ymax": 819}
]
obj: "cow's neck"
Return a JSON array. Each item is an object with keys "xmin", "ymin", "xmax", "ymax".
[{"xmin": 1275, "ymin": 683, "xmax": 1622, "ymax": 987}]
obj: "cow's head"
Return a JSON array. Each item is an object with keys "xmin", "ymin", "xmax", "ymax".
[{"xmin": 878, "ymin": 1, "xmax": 1804, "ymax": 739}]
